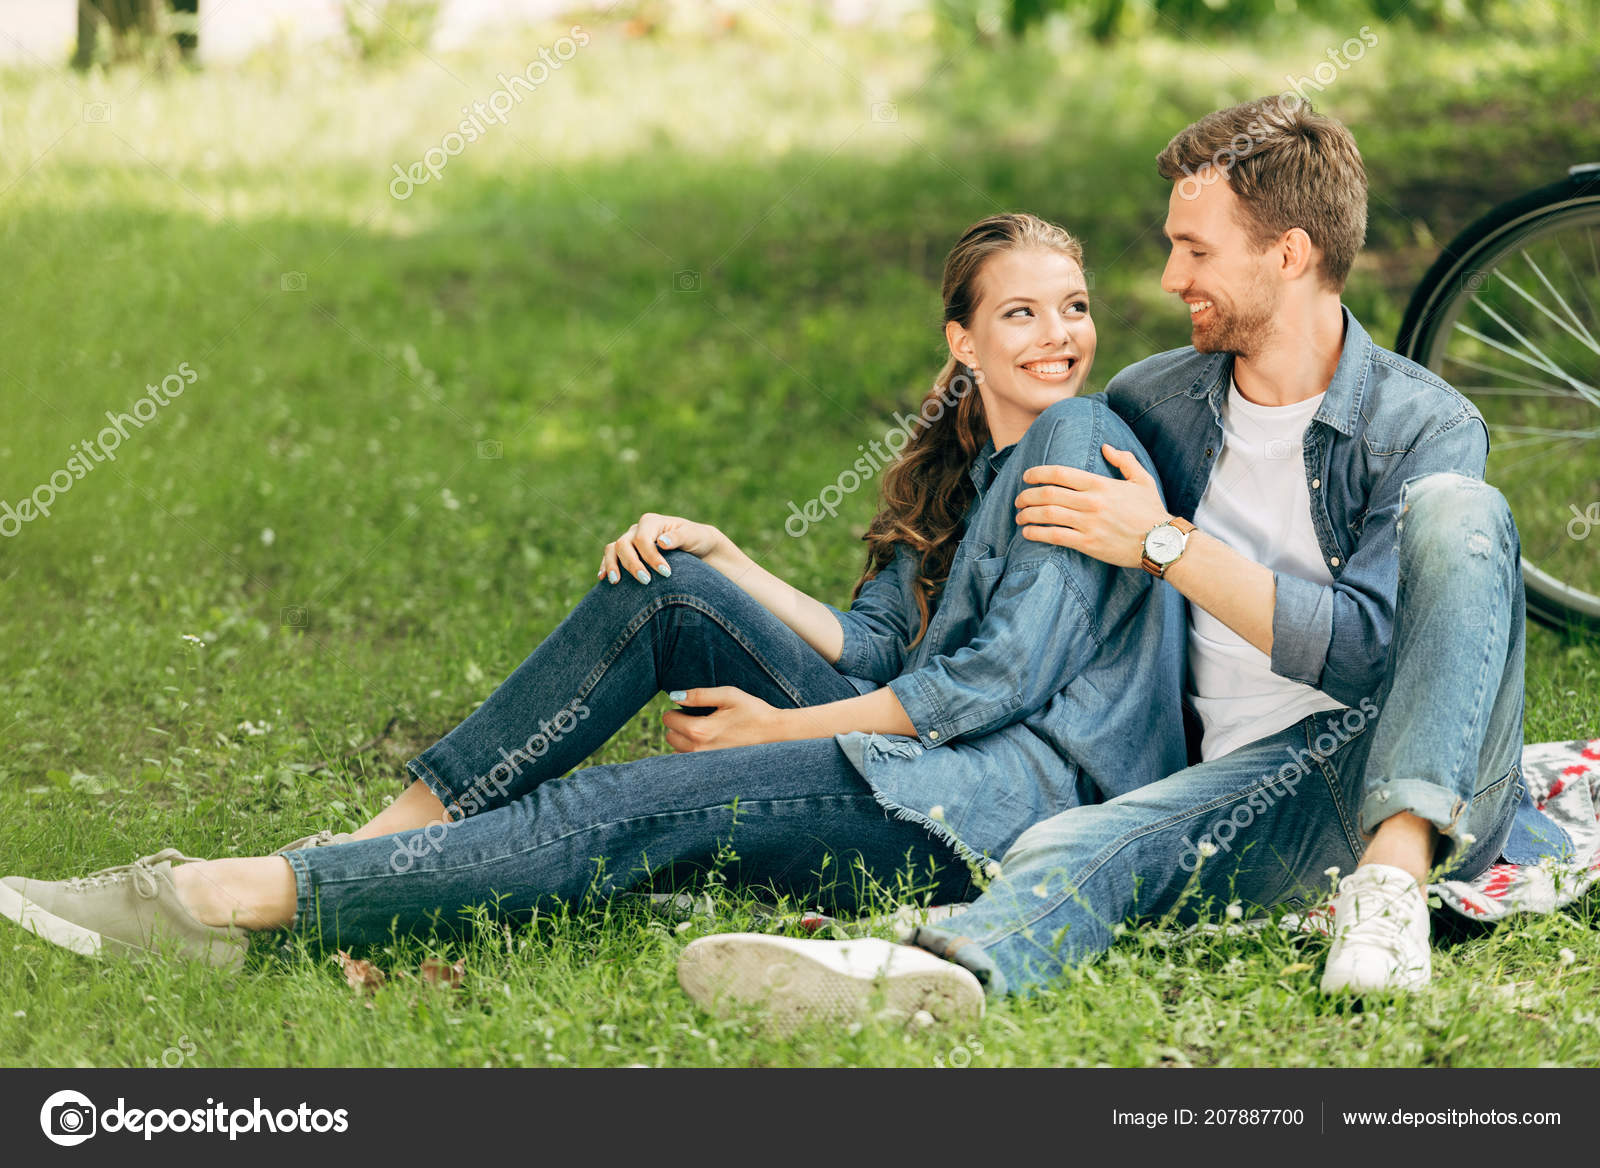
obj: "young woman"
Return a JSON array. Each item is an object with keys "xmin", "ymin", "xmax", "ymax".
[{"xmin": 0, "ymin": 213, "xmax": 1189, "ymax": 976}]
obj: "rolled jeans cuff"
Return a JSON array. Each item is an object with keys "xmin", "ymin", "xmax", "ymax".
[
  {"xmin": 910, "ymin": 925, "xmax": 1009, "ymax": 998},
  {"xmin": 1358, "ymin": 778, "xmax": 1467, "ymax": 848},
  {"xmin": 406, "ymin": 753, "xmax": 463, "ymax": 815},
  {"xmin": 282, "ymin": 847, "xmax": 316, "ymax": 937}
]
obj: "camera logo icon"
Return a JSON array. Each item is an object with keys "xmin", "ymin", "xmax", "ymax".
[
  {"xmin": 280, "ymin": 605, "xmax": 309, "ymax": 628},
  {"xmin": 40, "ymin": 1090, "xmax": 97, "ymax": 1146},
  {"xmin": 673, "ymin": 269, "xmax": 700, "ymax": 292},
  {"xmin": 1264, "ymin": 438, "xmax": 1294, "ymax": 460}
]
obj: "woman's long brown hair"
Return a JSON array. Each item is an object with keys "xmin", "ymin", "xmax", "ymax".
[{"xmin": 850, "ymin": 212, "xmax": 1085, "ymax": 650}]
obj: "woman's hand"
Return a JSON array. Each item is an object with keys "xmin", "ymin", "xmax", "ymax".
[
  {"xmin": 598, "ymin": 513, "xmax": 725, "ymax": 585},
  {"xmin": 662, "ymin": 686, "xmax": 788, "ymax": 752}
]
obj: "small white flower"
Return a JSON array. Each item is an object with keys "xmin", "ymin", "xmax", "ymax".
[
  {"xmin": 911, "ymin": 1010, "xmax": 934, "ymax": 1029},
  {"xmin": 12, "ymin": 1010, "xmax": 24, "ymax": 1018},
  {"xmin": 1559, "ymin": 948, "xmax": 1576, "ymax": 966},
  {"xmin": 982, "ymin": 860, "xmax": 1002, "ymax": 880},
  {"xmin": 259, "ymin": 527, "xmax": 275, "ymax": 547},
  {"xmin": 1225, "ymin": 902, "xmax": 1243, "ymax": 920},
  {"xmin": 464, "ymin": 661, "xmax": 485, "ymax": 685},
  {"xmin": 674, "ymin": 920, "xmax": 693, "ymax": 934},
  {"xmin": 1197, "ymin": 840, "xmax": 1218, "ymax": 858},
  {"xmin": 181, "ymin": 633, "xmax": 206, "ymax": 647},
  {"xmin": 928, "ymin": 805, "xmax": 945, "ymax": 822},
  {"xmin": 1324, "ymin": 865, "xmax": 1341, "ymax": 879}
]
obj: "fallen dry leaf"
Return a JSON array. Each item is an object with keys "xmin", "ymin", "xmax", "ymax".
[
  {"xmin": 336, "ymin": 949, "xmax": 386, "ymax": 994},
  {"xmin": 419, "ymin": 957, "xmax": 465, "ymax": 989}
]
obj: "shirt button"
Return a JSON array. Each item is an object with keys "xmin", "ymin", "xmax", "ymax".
[
  {"xmin": 1205, "ymin": 447, "xmax": 1214, "ymax": 457},
  {"xmin": 1330, "ymin": 556, "xmax": 1341, "ymax": 567},
  {"xmin": 928, "ymin": 730, "xmax": 940, "ymax": 740},
  {"xmin": 1311, "ymin": 478, "xmax": 1321, "ymax": 489}
]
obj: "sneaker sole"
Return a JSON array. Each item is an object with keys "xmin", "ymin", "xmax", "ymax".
[
  {"xmin": 1319, "ymin": 967, "xmax": 1430, "ymax": 995},
  {"xmin": 678, "ymin": 935, "xmax": 983, "ymax": 1037},
  {"xmin": 0, "ymin": 882, "xmax": 247, "ymax": 971}
]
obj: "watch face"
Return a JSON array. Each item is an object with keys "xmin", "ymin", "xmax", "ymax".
[{"xmin": 1146, "ymin": 525, "xmax": 1184, "ymax": 564}]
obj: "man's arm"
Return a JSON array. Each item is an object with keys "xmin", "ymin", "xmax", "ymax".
[
  {"xmin": 1014, "ymin": 410, "xmax": 1489, "ymax": 706},
  {"xmin": 1162, "ymin": 532, "xmax": 1275, "ymax": 653}
]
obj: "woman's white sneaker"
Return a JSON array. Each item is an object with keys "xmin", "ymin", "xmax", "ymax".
[
  {"xmin": 0, "ymin": 850, "xmax": 248, "ymax": 970},
  {"xmin": 1319, "ymin": 863, "xmax": 1431, "ymax": 994},
  {"xmin": 678, "ymin": 933, "xmax": 984, "ymax": 1036}
]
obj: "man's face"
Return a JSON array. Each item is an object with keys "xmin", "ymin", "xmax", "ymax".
[{"xmin": 1160, "ymin": 168, "xmax": 1281, "ymax": 357}]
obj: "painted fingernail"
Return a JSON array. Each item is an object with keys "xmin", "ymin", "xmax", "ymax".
[
  {"xmin": 635, "ymin": 568, "xmax": 651, "ymax": 584},
  {"xmin": 658, "ymin": 534, "xmax": 674, "ymax": 547},
  {"xmin": 656, "ymin": 561, "xmax": 671, "ymax": 577},
  {"xmin": 608, "ymin": 570, "xmax": 620, "ymax": 584},
  {"xmin": 668, "ymin": 690, "xmax": 687, "ymax": 702}
]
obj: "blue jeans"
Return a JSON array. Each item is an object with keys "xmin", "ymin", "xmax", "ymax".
[
  {"xmin": 914, "ymin": 472, "xmax": 1529, "ymax": 996},
  {"xmin": 282, "ymin": 551, "xmax": 973, "ymax": 945}
]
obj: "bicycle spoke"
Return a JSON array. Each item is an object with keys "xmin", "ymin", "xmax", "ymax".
[
  {"xmin": 1446, "ymin": 352, "xmax": 1584, "ymax": 396},
  {"xmin": 1517, "ymin": 249, "xmax": 1600, "ymax": 355},
  {"xmin": 1497, "ymin": 257, "xmax": 1600, "ymax": 358},
  {"xmin": 1456, "ymin": 315, "xmax": 1600, "ymax": 406}
]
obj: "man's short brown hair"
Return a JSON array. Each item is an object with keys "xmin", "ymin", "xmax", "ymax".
[{"xmin": 1156, "ymin": 97, "xmax": 1368, "ymax": 290}]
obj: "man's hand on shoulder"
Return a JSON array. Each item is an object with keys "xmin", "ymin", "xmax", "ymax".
[{"xmin": 1014, "ymin": 444, "xmax": 1171, "ymax": 569}]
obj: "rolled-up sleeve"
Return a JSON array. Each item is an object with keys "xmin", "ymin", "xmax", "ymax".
[
  {"xmin": 821, "ymin": 544, "xmax": 915, "ymax": 683},
  {"xmin": 887, "ymin": 552, "xmax": 1108, "ymax": 748},
  {"xmin": 1270, "ymin": 407, "xmax": 1488, "ymax": 706}
]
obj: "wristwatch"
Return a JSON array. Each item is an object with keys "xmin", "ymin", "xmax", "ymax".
[{"xmin": 1141, "ymin": 517, "xmax": 1196, "ymax": 578}]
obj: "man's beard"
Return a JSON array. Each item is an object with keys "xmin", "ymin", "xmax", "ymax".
[{"xmin": 1191, "ymin": 292, "xmax": 1276, "ymax": 357}]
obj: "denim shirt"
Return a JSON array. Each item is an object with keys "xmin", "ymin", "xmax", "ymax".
[
  {"xmin": 821, "ymin": 394, "xmax": 1190, "ymax": 866},
  {"xmin": 1104, "ymin": 305, "xmax": 1568, "ymax": 863}
]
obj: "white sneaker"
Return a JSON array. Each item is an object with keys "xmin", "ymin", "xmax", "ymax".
[
  {"xmin": 678, "ymin": 934, "xmax": 984, "ymax": 1036},
  {"xmin": 1319, "ymin": 863, "xmax": 1431, "ymax": 994}
]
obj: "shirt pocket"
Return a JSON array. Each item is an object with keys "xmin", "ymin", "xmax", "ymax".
[{"xmin": 932, "ymin": 551, "xmax": 1009, "ymax": 651}]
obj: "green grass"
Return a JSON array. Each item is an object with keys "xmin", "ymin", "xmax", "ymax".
[{"xmin": 2, "ymin": 8, "xmax": 1597, "ymax": 1067}]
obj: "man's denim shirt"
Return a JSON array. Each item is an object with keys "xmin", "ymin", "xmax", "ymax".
[
  {"xmin": 821, "ymin": 394, "xmax": 1190, "ymax": 866},
  {"xmin": 1104, "ymin": 304, "xmax": 1567, "ymax": 863}
]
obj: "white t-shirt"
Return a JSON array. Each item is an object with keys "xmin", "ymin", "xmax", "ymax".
[{"xmin": 1188, "ymin": 376, "xmax": 1346, "ymax": 760}]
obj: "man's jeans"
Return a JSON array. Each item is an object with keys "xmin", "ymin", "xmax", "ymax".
[
  {"xmin": 283, "ymin": 550, "xmax": 973, "ymax": 946},
  {"xmin": 914, "ymin": 471, "xmax": 1528, "ymax": 996}
]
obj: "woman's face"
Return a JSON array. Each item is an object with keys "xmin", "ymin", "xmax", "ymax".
[{"xmin": 945, "ymin": 248, "xmax": 1096, "ymax": 447}]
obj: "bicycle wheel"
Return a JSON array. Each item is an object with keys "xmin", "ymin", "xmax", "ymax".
[{"xmin": 1396, "ymin": 165, "xmax": 1600, "ymax": 632}]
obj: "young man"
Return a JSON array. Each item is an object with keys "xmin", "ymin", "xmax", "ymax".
[{"xmin": 678, "ymin": 96, "xmax": 1571, "ymax": 1026}]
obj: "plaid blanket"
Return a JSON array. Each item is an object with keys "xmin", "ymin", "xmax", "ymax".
[{"xmin": 1430, "ymin": 737, "xmax": 1600, "ymax": 922}]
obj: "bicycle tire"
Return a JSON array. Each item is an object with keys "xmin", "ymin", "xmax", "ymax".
[{"xmin": 1396, "ymin": 166, "xmax": 1600, "ymax": 633}]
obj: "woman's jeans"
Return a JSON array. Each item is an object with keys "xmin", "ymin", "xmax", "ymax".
[
  {"xmin": 914, "ymin": 472, "xmax": 1529, "ymax": 997},
  {"xmin": 282, "ymin": 550, "xmax": 973, "ymax": 945}
]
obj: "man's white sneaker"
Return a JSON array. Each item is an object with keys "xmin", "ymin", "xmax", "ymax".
[
  {"xmin": 678, "ymin": 933, "xmax": 984, "ymax": 1036},
  {"xmin": 1319, "ymin": 863, "xmax": 1431, "ymax": 994}
]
